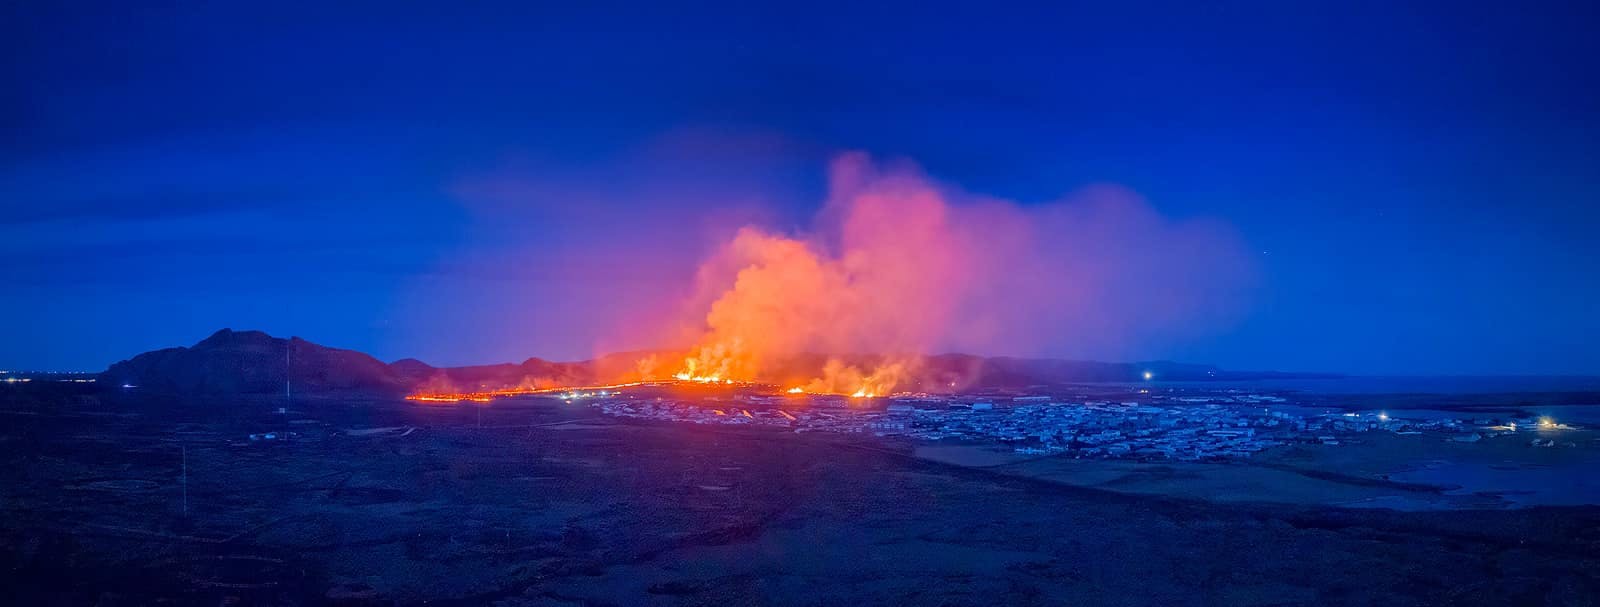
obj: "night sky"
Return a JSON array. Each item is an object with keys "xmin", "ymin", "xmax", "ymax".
[{"xmin": 4, "ymin": 2, "xmax": 1597, "ymax": 375}]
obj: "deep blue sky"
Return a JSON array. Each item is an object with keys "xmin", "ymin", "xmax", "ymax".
[{"xmin": 4, "ymin": 2, "xmax": 1597, "ymax": 374}]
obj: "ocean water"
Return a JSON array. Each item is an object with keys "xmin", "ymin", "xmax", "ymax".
[
  {"xmin": 1391, "ymin": 457, "xmax": 1600, "ymax": 507},
  {"xmin": 1147, "ymin": 375, "xmax": 1600, "ymax": 395}
]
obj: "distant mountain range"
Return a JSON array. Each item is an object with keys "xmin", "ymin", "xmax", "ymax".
[{"xmin": 99, "ymin": 329, "xmax": 1338, "ymax": 397}]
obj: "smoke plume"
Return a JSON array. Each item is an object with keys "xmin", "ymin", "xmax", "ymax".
[{"xmin": 653, "ymin": 153, "xmax": 1255, "ymax": 394}]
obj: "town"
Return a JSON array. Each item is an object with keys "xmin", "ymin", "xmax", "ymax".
[{"xmin": 576, "ymin": 389, "xmax": 1571, "ymax": 461}]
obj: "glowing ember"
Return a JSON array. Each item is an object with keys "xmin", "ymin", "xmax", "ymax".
[
  {"xmin": 671, "ymin": 368, "xmax": 735, "ymax": 384},
  {"xmin": 408, "ymin": 394, "xmax": 492, "ymax": 403}
]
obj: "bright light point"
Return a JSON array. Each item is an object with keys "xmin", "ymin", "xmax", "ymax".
[
  {"xmin": 786, "ymin": 387, "xmax": 804, "ymax": 394},
  {"xmin": 1142, "ymin": 371, "xmax": 1154, "ymax": 381},
  {"xmin": 1538, "ymin": 416, "xmax": 1556, "ymax": 428},
  {"xmin": 1378, "ymin": 412, "xmax": 1390, "ymax": 422}
]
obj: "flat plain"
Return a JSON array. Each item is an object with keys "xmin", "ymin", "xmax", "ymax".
[{"xmin": 4, "ymin": 390, "xmax": 1599, "ymax": 605}]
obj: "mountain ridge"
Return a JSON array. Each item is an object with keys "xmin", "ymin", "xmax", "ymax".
[{"xmin": 99, "ymin": 329, "xmax": 1340, "ymax": 397}]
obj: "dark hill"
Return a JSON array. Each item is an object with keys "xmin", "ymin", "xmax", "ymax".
[{"xmin": 101, "ymin": 329, "xmax": 403, "ymax": 396}]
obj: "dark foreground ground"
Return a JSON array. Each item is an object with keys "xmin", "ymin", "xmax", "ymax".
[{"xmin": 3, "ymin": 389, "xmax": 1599, "ymax": 606}]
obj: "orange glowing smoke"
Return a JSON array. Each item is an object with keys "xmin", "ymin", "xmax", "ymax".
[
  {"xmin": 650, "ymin": 153, "xmax": 1253, "ymax": 396},
  {"xmin": 411, "ymin": 151, "xmax": 1252, "ymax": 403},
  {"xmin": 652, "ymin": 154, "xmax": 1010, "ymax": 396}
]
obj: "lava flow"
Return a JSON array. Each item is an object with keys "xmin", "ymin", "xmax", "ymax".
[{"xmin": 405, "ymin": 380, "xmax": 670, "ymax": 404}]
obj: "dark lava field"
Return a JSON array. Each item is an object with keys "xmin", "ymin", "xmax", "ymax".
[{"xmin": 4, "ymin": 387, "xmax": 1599, "ymax": 606}]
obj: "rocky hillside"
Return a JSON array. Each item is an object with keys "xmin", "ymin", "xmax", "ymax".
[{"xmin": 100, "ymin": 329, "xmax": 403, "ymax": 395}]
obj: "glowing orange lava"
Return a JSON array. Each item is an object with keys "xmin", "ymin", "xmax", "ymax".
[
  {"xmin": 405, "ymin": 380, "xmax": 665, "ymax": 404},
  {"xmin": 404, "ymin": 377, "xmax": 888, "ymax": 404}
]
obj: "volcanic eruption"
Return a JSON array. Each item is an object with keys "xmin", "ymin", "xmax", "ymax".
[
  {"xmin": 638, "ymin": 152, "xmax": 1254, "ymax": 396},
  {"xmin": 409, "ymin": 152, "xmax": 1253, "ymax": 401}
]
